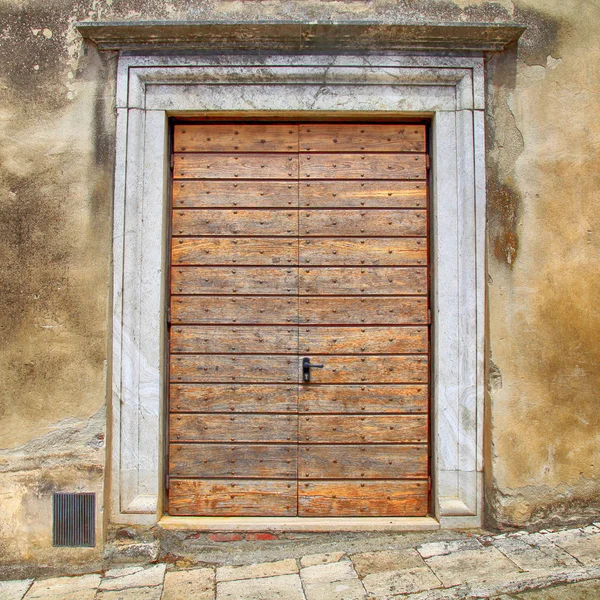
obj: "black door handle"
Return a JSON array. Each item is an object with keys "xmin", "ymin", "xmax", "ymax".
[{"xmin": 302, "ymin": 357, "xmax": 324, "ymax": 383}]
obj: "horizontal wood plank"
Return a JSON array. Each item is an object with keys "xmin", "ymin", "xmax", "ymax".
[
  {"xmin": 298, "ymin": 384, "xmax": 428, "ymax": 414},
  {"xmin": 170, "ymin": 444, "xmax": 296, "ymax": 478},
  {"xmin": 171, "ymin": 326, "xmax": 298, "ymax": 354},
  {"xmin": 173, "ymin": 209, "xmax": 297, "ymax": 236},
  {"xmin": 299, "ymin": 124, "xmax": 426, "ymax": 153},
  {"xmin": 300, "ymin": 267, "xmax": 427, "ymax": 295},
  {"xmin": 171, "ymin": 355, "xmax": 298, "ymax": 383},
  {"xmin": 174, "ymin": 154, "xmax": 298, "ymax": 179},
  {"xmin": 300, "ymin": 297, "xmax": 428, "ymax": 325},
  {"xmin": 300, "ymin": 356, "xmax": 428, "ymax": 384},
  {"xmin": 170, "ymin": 414, "xmax": 297, "ymax": 443},
  {"xmin": 171, "ymin": 267, "xmax": 297, "ymax": 295},
  {"xmin": 298, "ymin": 444, "xmax": 428, "ymax": 479},
  {"xmin": 170, "ymin": 384, "xmax": 297, "ymax": 413},
  {"xmin": 299, "ymin": 480, "xmax": 428, "ymax": 516},
  {"xmin": 300, "ymin": 209, "xmax": 427, "ymax": 237},
  {"xmin": 300, "ymin": 154, "xmax": 426, "ymax": 180},
  {"xmin": 299, "ymin": 415, "xmax": 428, "ymax": 443},
  {"xmin": 173, "ymin": 181, "xmax": 299, "ymax": 208},
  {"xmin": 300, "ymin": 238, "xmax": 427, "ymax": 266},
  {"xmin": 300, "ymin": 181, "xmax": 427, "ymax": 208},
  {"xmin": 171, "ymin": 296, "xmax": 297, "ymax": 325},
  {"xmin": 300, "ymin": 326, "xmax": 428, "ymax": 354},
  {"xmin": 169, "ymin": 479, "xmax": 297, "ymax": 516},
  {"xmin": 174, "ymin": 124, "xmax": 298, "ymax": 153},
  {"xmin": 172, "ymin": 238, "xmax": 297, "ymax": 265}
]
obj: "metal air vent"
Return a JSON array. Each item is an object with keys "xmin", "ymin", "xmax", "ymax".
[{"xmin": 52, "ymin": 492, "xmax": 96, "ymax": 547}]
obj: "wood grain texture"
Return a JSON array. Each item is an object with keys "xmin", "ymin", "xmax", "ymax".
[
  {"xmin": 171, "ymin": 326, "xmax": 298, "ymax": 354},
  {"xmin": 175, "ymin": 124, "xmax": 298, "ymax": 153},
  {"xmin": 300, "ymin": 296, "xmax": 428, "ymax": 325},
  {"xmin": 300, "ymin": 154, "xmax": 426, "ymax": 180},
  {"xmin": 299, "ymin": 481, "xmax": 428, "ymax": 516},
  {"xmin": 298, "ymin": 444, "xmax": 428, "ymax": 479},
  {"xmin": 300, "ymin": 326, "xmax": 428, "ymax": 354},
  {"xmin": 172, "ymin": 238, "xmax": 298, "ymax": 265},
  {"xmin": 300, "ymin": 181, "xmax": 427, "ymax": 208},
  {"xmin": 299, "ymin": 356, "xmax": 428, "ymax": 384},
  {"xmin": 300, "ymin": 267, "xmax": 428, "ymax": 295},
  {"xmin": 172, "ymin": 209, "xmax": 297, "ymax": 236},
  {"xmin": 300, "ymin": 209, "xmax": 427, "ymax": 237},
  {"xmin": 171, "ymin": 267, "xmax": 297, "ymax": 295},
  {"xmin": 298, "ymin": 384, "xmax": 428, "ymax": 414},
  {"xmin": 171, "ymin": 296, "xmax": 298, "ymax": 325},
  {"xmin": 299, "ymin": 124, "xmax": 426, "ymax": 153},
  {"xmin": 170, "ymin": 414, "xmax": 297, "ymax": 443},
  {"xmin": 300, "ymin": 238, "xmax": 427, "ymax": 266},
  {"xmin": 174, "ymin": 153, "xmax": 298, "ymax": 179},
  {"xmin": 171, "ymin": 355, "xmax": 298, "ymax": 383},
  {"xmin": 169, "ymin": 479, "xmax": 297, "ymax": 516},
  {"xmin": 299, "ymin": 415, "xmax": 428, "ymax": 444},
  {"xmin": 173, "ymin": 180, "xmax": 299, "ymax": 208},
  {"xmin": 169, "ymin": 444, "xmax": 296, "ymax": 478},
  {"xmin": 170, "ymin": 384, "xmax": 297, "ymax": 413}
]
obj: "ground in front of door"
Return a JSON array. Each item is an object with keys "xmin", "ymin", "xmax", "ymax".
[{"xmin": 2, "ymin": 525, "xmax": 600, "ymax": 599}]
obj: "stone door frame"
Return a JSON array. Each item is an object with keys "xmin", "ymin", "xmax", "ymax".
[{"xmin": 110, "ymin": 53, "xmax": 486, "ymax": 528}]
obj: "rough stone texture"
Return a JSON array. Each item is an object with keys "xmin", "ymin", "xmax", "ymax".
[
  {"xmin": 352, "ymin": 548, "xmax": 430, "ymax": 576},
  {"xmin": 216, "ymin": 559, "xmax": 298, "ymax": 582},
  {"xmin": 217, "ymin": 573, "xmax": 305, "ymax": 600},
  {"xmin": 300, "ymin": 561, "xmax": 366, "ymax": 600},
  {"xmin": 300, "ymin": 552, "xmax": 345, "ymax": 568},
  {"xmin": 24, "ymin": 574, "xmax": 100, "ymax": 599},
  {"xmin": 362, "ymin": 566, "xmax": 442, "ymax": 597},
  {"xmin": 96, "ymin": 587, "xmax": 163, "ymax": 600},
  {"xmin": 162, "ymin": 568, "xmax": 214, "ymax": 600},
  {"xmin": 98, "ymin": 565, "xmax": 166, "ymax": 590},
  {"xmin": 510, "ymin": 578, "xmax": 600, "ymax": 598},
  {"xmin": 0, "ymin": 580, "xmax": 33, "ymax": 600}
]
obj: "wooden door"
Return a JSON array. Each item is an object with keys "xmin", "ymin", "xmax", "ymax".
[{"xmin": 168, "ymin": 122, "xmax": 430, "ymax": 517}]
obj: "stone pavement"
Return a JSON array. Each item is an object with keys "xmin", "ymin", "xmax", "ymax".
[{"xmin": 2, "ymin": 525, "xmax": 600, "ymax": 599}]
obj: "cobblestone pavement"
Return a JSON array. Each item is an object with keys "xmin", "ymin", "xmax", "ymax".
[{"xmin": 2, "ymin": 525, "xmax": 600, "ymax": 599}]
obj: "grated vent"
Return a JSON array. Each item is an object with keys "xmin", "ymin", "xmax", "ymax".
[{"xmin": 52, "ymin": 492, "xmax": 96, "ymax": 547}]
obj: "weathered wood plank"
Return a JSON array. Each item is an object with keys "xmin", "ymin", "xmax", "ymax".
[
  {"xmin": 171, "ymin": 296, "xmax": 297, "ymax": 325},
  {"xmin": 298, "ymin": 356, "xmax": 428, "ymax": 384},
  {"xmin": 300, "ymin": 326, "xmax": 428, "ymax": 354},
  {"xmin": 299, "ymin": 481, "xmax": 428, "ymax": 516},
  {"xmin": 300, "ymin": 297, "xmax": 428, "ymax": 325},
  {"xmin": 300, "ymin": 267, "xmax": 427, "ymax": 295},
  {"xmin": 170, "ymin": 414, "xmax": 297, "ymax": 442},
  {"xmin": 173, "ymin": 181, "xmax": 298, "ymax": 208},
  {"xmin": 174, "ymin": 124, "xmax": 298, "ymax": 153},
  {"xmin": 299, "ymin": 124, "xmax": 426, "ymax": 153},
  {"xmin": 171, "ymin": 355, "xmax": 298, "ymax": 383},
  {"xmin": 299, "ymin": 415, "xmax": 428, "ymax": 444},
  {"xmin": 298, "ymin": 384, "xmax": 428, "ymax": 414},
  {"xmin": 171, "ymin": 326, "xmax": 298, "ymax": 354},
  {"xmin": 173, "ymin": 153, "xmax": 298, "ymax": 179},
  {"xmin": 300, "ymin": 238, "xmax": 427, "ymax": 266},
  {"xmin": 169, "ymin": 444, "xmax": 297, "ymax": 478},
  {"xmin": 298, "ymin": 444, "xmax": 428, "ymax": 479},
  {"xmin": 171, "ymin": 267, "xmax": 297, "ymax": 295},
  {"xmin": 300, "ymin": 209, "xmax": 427, "ymax": 237},
  {"xmin": 170, "ymin": 384, "xmax": 297, "ymax": 413},
  {"xmin": 300, "ymin": 181, "xmax": 427, "ymax": 208},
  {"xmin": 172, "ymin": 238, "xmax": 298, "ymax": 265},
  {"xmin": 169, "ymin": 479, "xmax": 297, "ymax": 516},
  {"xmin": 172, "ymin": 209, "xmax": 297, "ymax": 236},
  {"xmin": 300, "ymin": 154, "xmax": 426, "ymax": 180}
]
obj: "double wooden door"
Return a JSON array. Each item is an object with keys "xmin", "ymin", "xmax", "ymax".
[{"xmin": 168, "ymin": 122, "xmax": 430, "ymax": 517}]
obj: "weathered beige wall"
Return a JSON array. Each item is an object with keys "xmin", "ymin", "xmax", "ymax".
[{"xmin": 0, "ymin": 0, "xmax": 598, "ymax": 571}]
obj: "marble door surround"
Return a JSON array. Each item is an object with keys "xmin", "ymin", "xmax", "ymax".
[{"xmin": 79, "ymin": 21, "xmax": 525, "ymax": 529}]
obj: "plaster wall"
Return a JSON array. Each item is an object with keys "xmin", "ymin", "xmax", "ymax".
[{"xmin": 0, "ymin": 0, "xmax": 598, "ymax": 571}]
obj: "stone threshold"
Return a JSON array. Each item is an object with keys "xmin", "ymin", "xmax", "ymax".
[{"xmin": 158, "ymin": 515, "xmax": 440, "ymax": 532}]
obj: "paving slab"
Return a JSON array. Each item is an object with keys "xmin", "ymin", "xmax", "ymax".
[
  {"xmin": 300, "ymin": 552, "xmax": 345, "ymax": 568},
  {"xmin": 99, "ymin": 564, "xmax": 166, "ymax": 591},
  {"xmin": 361, "ymin": 565, "xmax": 442, "ymax": 597},
  {"xmin": 549, "ymin": 531, "xmax": 600, "ymax": 565},
  {"xmin": 352, "ymin": 548, "xmax": 425, "ymax": 577},
  {"xmin": 417, "ymin": 538, "xmax": 483, "ymax": 559},
  {"xmin": 492, "ymin": 536, "xmax": 579, "ymax": 572},
  {"xmin": 96, "ymin": 586, "xmax": 163, "ymax": 600},
  {"xmin": 509, "ymin": 578, "xmax": 600, "ymax": 598},
  {"xmin": 216, "ymin": 558, "xmax": 298, "ymax": 582},
  {"xmin": 301, "ymin": 561, "xmax": 366, "ymax": 600},
  {"xmin": 24, "ymin": 574, "xmax": 100, "ymax": 600},
  {"xmin": 0, "ymin": 580, "xmax": 33, "ymax": 600},
  {"xmin": 424, "ymin": 545, "xmax": 520, "ymax": 587},
  {"xmin": 217, "ymin": 573, "xmax": 305, "ymax": 600},
  {"xmin": 162, "ymin": 568, "xmax": 214, "ymax": 600}
]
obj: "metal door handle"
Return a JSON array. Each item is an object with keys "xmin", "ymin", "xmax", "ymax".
[{"xmin": 302, "ymin": 357, "xmax": 324, "ymax": 383}]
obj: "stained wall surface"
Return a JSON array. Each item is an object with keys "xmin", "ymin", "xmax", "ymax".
[{"xmin": 0, "ymin": 0, "xmax": 598, "ymax": 570}]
